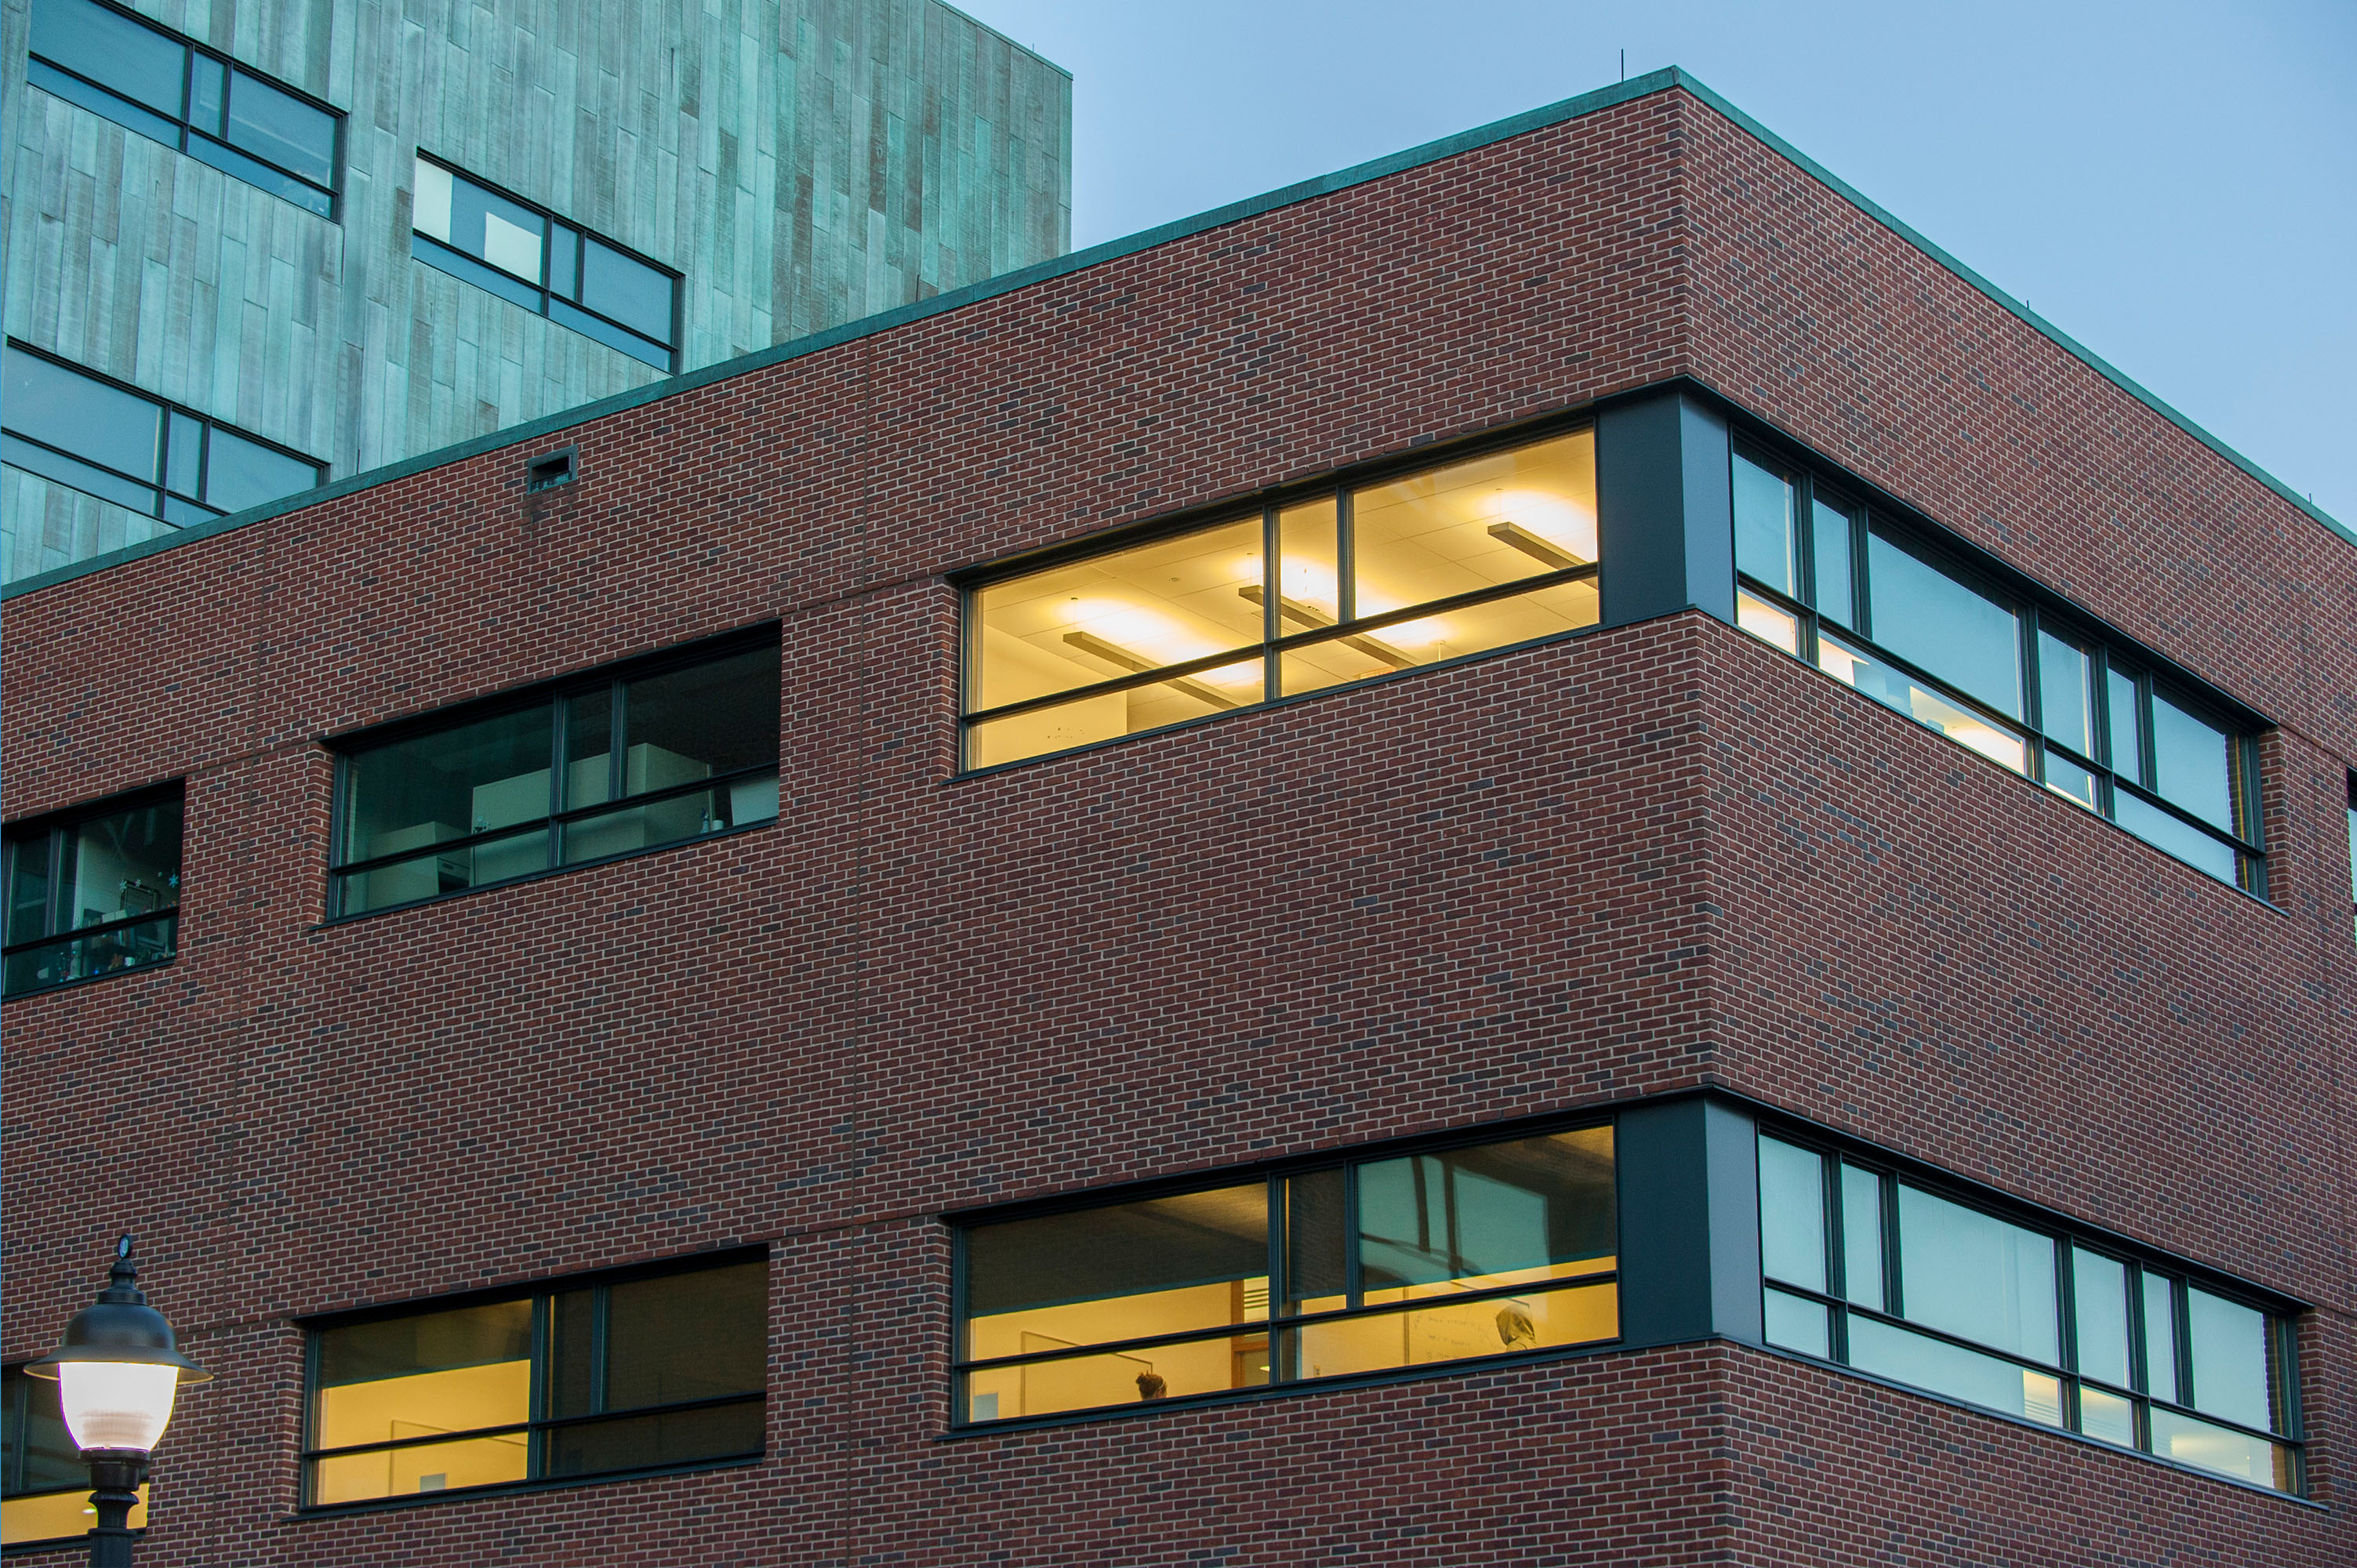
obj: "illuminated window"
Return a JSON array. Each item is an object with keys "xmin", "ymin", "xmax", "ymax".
[
  {"xmin": 964, "ymin": 426, "xmax": 1598, "ymax": 768},
  {"xmin": 957, "ymin": 1123, "xmax": 1616, "ymax": 1424},
  {"xmin": 2, "ymin": 1364, "xmax": 150, "ymax": 1546},
  {"xmin": 411, "ymin": 154, "xmax": 677, "ymax": 371},
  {"xmin": 2, "ymin": 785, "xmax": 181, "ymax": 999},
  {"xmin": 329, "ymin": 634, "xmax": 779, "ymax": 917},
  {"xmin": 1759, "ymin": 1132, "xmax": 2302, "ymax": 1494},
  {"xmin": 1730, "ymin": 445, "xmax": 2264, "ymax": 891},
  {"xmin": 304, "ymin": 1258, "xmax": 766, "ymax": 1506},
  {"xmin": 27, "ymin": 0, "xmax": 339, "ymax": 216}
]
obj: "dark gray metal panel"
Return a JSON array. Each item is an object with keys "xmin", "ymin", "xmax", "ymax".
[
  {"xmin": 1613, "ymin": 1096, "xmax": 1713, "ymax": 1348},
  {"xmin": 1596, "ymin": 389, "xmax": 1733, "ymax": 629},
  {"xmin": 1703, "ymin": 1094, "xmax": 1763, "ymax": 1345}
]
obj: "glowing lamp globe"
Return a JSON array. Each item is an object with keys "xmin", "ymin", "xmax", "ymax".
[{"xmin": 27, "ymin": 1237, "xmax": 211, "ymax": 1457}]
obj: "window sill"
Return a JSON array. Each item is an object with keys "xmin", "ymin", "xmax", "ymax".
[{"xmin": 285, "ymin": 1452, "xmax": 763, "ymax": 1523}]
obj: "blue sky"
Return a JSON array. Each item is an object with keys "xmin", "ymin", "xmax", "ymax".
[{"xmin": 958, "ymin": 0, "xmax": 2356, "ymax": 533}]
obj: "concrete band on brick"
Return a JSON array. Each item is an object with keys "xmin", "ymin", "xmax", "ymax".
[{"xmin": 2, "ymin": 74, "xmax": 2352, "ymax": 1568}]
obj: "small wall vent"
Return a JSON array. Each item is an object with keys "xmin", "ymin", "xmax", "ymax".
[{"xmin": 526, "ymin": 446, "xmax": 578, "ymax": 492}]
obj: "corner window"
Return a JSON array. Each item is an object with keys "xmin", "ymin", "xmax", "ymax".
[
  {"xmin": 411, "ymin": 154, "xmax": 678, "ymax": 371},
  {"xmin": 1730, "ymin": 446, "xmax": 2264, "ymax": 891},
  {"xmin": 330, "ymin": 636, "xmax": 780, "ymax": 917},
  {"xmin": 956, "ymin": 1123, "xmax": 1616, "ymax": 1424},
  {"xmin": 2, "ymin": 1363, "xmax": 152, "ymax": 1546},
  {"xmin": 1758, "ymin": 1132, "xmax": 2301, "ymax": 1493},
  {"xmin": 2, "ymin": 344, "xmax": 325, "ymax": 531},
  {"xmin": 2, "ymin": 786, "xmax": 182, "ymax": 999},
  {"xmin": 303, "ymin": 1256, "xmax": 766, "ymax": 1506},
  {"xmin": 964, "ymin": 426, "xmax": 1598, "ymax": 768},
  {"xmin": 27, "ymin": 0, "xmax": 339, "ymax": 216}
]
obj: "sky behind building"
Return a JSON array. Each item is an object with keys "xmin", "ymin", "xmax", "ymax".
[{"xmin": 961, "ymin": 0, "xmax": 2357, "ymax": 529}]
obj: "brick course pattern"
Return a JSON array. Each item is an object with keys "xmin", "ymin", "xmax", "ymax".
[{"xmin": 3, "ymin": 82, "xmax": 2351, "ymax": 1565}]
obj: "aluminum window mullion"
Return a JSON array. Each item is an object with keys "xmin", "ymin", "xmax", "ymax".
[
  {"xmin": 590, "ymin": 1283, "xmax": 612, "ymax": 1417},
  {"xmin": 1335, "ymin": 486, "xmax": 1356, "ymax": 626},
  {"xmin": 1259, "ymin": 506, "xmax": 1280, "ymax": 702},
  {"xmin": 1342, "ymin": 1159, "xmax": 1362, "ymax": 1311}
]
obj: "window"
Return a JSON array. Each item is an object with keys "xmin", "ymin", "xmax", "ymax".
[
  {"xmin": 964, "ymin": 426, "xmax": 1598, "ymax": 768},
  {"xmin": 331, "ymin": 637, "xmax": 779, "ymax": 916},
  {"xmin": 2, "ymin": 786, "xmax": 182, "ymax": 999},
  {"xmin": 2, "ymin": 343, "xmax": 325, "ymax": 530},
  {"xmin": 1757, "ymin": 1132, "xmax": 2301, "ymax": 1493},
  {"xmin": 1730, "ymin": 446, "xmax": 2264, "ymax": 891},
  {"xmin": 956, "ymin": 1123, "xmax": 1616, "ymax": 1424},
  {"xmin": 303, "ymin": 1256, "xmax": 765, "ymax": 1506},
  {"xmin": 27, "ymin": 0, "xmax": 338, "ymax": 216},
  {"xmin": 411, "ymin": 155, "xmax": 678, "ymax": 371},
  {"xmin": 3, "ymin": 1364, "xmax": 152, "ymax": 1546},
  {"xmin": 2345, "ymin": 772, "xmax": 2355, "ymax": 939}
]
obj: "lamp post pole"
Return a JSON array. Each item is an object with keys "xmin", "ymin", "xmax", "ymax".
[{"xmin": 27, "ymin": 1237, "xmax": 212, "ymax": 1568}]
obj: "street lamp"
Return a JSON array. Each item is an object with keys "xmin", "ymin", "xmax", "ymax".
[{"xmin": 26, "ymin": 1237, "xmax": 211, "ymax": 1568}]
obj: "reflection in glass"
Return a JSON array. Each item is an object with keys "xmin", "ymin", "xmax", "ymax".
[
  {"xmin": 1356, "ymin": 1127, "xmax": 1616, "ymax": 1304},
  {"xmin": 1849, "ymin": 1317, "xmax": 2062, "ymax": 1427},
  {"xmin": 2142, "ymin": 1273, "xmax": 2179, "ymax": 1404},
  {"xmin": 1897, "ymin": 1186, "xmax": 2057, "ymax": 1365},
  {"xmin": 1811, "ymin": 498, "xmax": 1856, "ymax": 626},
  {"xmin": 1764, "ymin": 1287, "xmax": 1830, "ymax": 1358},
  {"xmin": 2072, "ymin": 1249, "xmax": 2131, "ymax": 1389},
  {"xmin": 1841, "ymin": 1165, "xmax": 1884, "ymax": 1309},
  {"xmin": 2107, "ymin": 668, "xmax": 2144, "ymax": 783},
  {"xmin": 2185, "ymin": 1287, "xmax": 2272, "ymax": 1433},
  {"xmin": 1732, "ymin": 452, "xmax": 1796, "ymax": 596},
  {"xmin": 2079, "ymin": 1384, "xmax": 2136, "ymax": 1447},
  {"xmin": 2037, "ymin": 632, "xmax": 2093, "ymax": 754},
  {"xmin": 2113, "ymin": 794, "xmax": 2238, "ymax": 885},
  {"xmin": 1757, "ymin": 1138, "xmax": 1825, "ymax": 1293},
  {"xmin": 2043, "ymin": 752, "xmax": 2098, "ymax": 810},
  {"xmin": 2149, "ymin": 1408, "xmax": 2293, "ymax": 1490},
  {"xmin": 1865, "ymin": 533, "xmax": 2020, "ymax": 717},
  {"xmin": 1351, "ymin": 430, "xmax": 1595, "ymax": 614},
  {"xmin": 2150, "ymin": 693, "xmax": 2235, "ymax": 833},
  {"xmin": 1283, "ymin": 1169, "xmax": 1347, "ymax": 1316},
  {"xmin": 1735, "ymin": 589, "xmax": 1800, "ymax": 655},
  {"xmin": 1818, "ymin": 635, "xmax": 2026, "ymax": 774}
]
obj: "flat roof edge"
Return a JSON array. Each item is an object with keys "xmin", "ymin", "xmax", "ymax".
[{"xmin": 6, "ymin": 64, "xmax": 2342, "ymax": 604}]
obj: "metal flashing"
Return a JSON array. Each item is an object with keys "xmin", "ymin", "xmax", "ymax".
[{"xmin": 6, "ymin": 66, "xmax": 2342, "ymax": 604}]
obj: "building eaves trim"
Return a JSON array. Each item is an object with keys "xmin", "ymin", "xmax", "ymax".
[{"xmin": 7, "ymin": 67, "xmax": 2343, "ymax": 605}]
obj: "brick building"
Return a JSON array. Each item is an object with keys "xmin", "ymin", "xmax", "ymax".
[{"xmin": 3, "ymin": 67, "xmax": 2352, "ymax": 1565}]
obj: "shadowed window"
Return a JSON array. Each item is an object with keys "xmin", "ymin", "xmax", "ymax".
[{"xmin": 2, "ymin": 786, "xmax": 182, "ymax": 999}]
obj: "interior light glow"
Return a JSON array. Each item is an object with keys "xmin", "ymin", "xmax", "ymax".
[
  {"xmin": 1067, "ymin": 600, "xmax": 1216, "ymax": 667},
  {"xmin": 1483, "ymin": 490, "xmax": 1596, "ymax": 561},
  {"xmin": 56, "ymin": 1361, "xmax": 180, "ymax": 1453}
]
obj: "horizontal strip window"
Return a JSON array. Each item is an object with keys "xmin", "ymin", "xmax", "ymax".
[
  {"xmin": 2345, "ymin": 771, "xmax": 2355, "ymax": 941},
  {"xmin": 28, "ymin": 0, "xmax": 339, "ymax": 217},
  {"xmin": 303, "ymin": 1256, "xmax": 765, "ymax": 1507},
  {"xmin": 964, "ymin": 426, "xmax": 1598, "ymax": 769},
  {"xmin": 2, "ymin": 343, "xmax": 326, "ymax": 530},
  {"xmin": 3, "ymin": 1363, "xmax": 151, "ymax": 1547},
  {"xmin": 1758, "ymin": 1131, "xmax": 2302, "ymax": 1494},
  {"xmin": 2, "ymin": 784, "xmax": 182, "ymax": 1000},
  {"xmin": 412, "ymin": 155, "xmax": 678, "ymax": 372},
  {"xmin": 955, "ymin": 1122, "xmax": 1617, "ymax": 1425},
  {"xmin": 1728, "ymin": 445, "xmax": 2264, "ymax": 892},
  {"xmin": 329, "ymin": 636, "xmax": 781, "ymax": 918}
]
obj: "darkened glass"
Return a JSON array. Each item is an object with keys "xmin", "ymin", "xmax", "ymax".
[
  {"xmin": 166, "ymin": 412, "xmax": 204, "ymax": 496},
  {"xmin": 1756, "ymin": 1137, "xmax": 1825, "ymax": 1293},
  {"xmin": 581, "ymin": 238, "xmax": 674, "ymax": 341},
  {"xmin": 225, "ymin": 70, "xmax": 334, "ymax": 186},
  {"xmin": 548, "ymin": 224, "xmax": 579, "ymax": 299},
  {"xmin": 2150, "ymin": 691, "xmax": 2235, "ymax": 833},
  {"xmin": 344, "ymin": 704, "xmax": 556, "ymax": 867},
  {"xmin": 1356, "ymin": 1127, "xmax": 1614, "ymax": 1294},
  {"xmin": 316, "ymin": 1300, "xmax": 534, "ymax": 1389},
  {"xmin": 1732, "ymin": 452, "xmax": 1796, "ymax": 596},
  {"xmin": 4, "ymin": 347, "xmax": 160, "ymax": 480},
  {"xmin": 187, "ymin": 53, "xmax": 227, "ymax": 136},
  {"xmin": 4, "ymin": 1363, "xmax": 82, "ymax": 1494},
  {"xmin": 449, "ymin": 176, "xmax": 547, "ymax": 284},
  {"xmin": 2185, "ymin": 1287, "xmax": 2272, "ymax": 1432},
  {"xmin": 1811, "ymin": 496, "xmax": 1855, "ymax": 626},
  {"xmin": 619, "ymin": 646, "xmax": 781, "ymax": 789},
  {"xmin": 1897, "ymin": 1185, "xmax": 2057, "ymax": 1364},
  {"xmin": 5, "ymin": 837, "xmax": 52, "ymax": 947},
  {"xmin": 543, "ymin": 1400, "xmax": 763, "ymax": 1478},
  {"xmin": 202, "ymin": 425, "xmax": 320, "ymax": 514},
  {"xmin": 1866, "ymin": 532, "xmax": 2020, "ymax": 717},
  {"xmin": 31, "ymin": 0, "xmax": 183, "ymax": 118},
  {"xmin": 604, "ymin": 1264, "xmax": 766, "ymax": 1412},
  {"xmin": 562, "ymin": 689, "xmax": 615, "ymax": 809},
  {"xmin": 548, "ymin": 1289, "xmax": 596, "ymax": 1421},
  {"xmin": 1283, "ymin": 1169, "xmax": 1347, "ymax": 1312},
  {"xmin": 964, "ymin": 1184, "xmax": 1269, "ymax": 1332}
]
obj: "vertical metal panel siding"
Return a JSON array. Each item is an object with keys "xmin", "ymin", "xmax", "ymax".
[{"xmin": 0, "ymin": 0, "xmax": 1072, "ymax": 582}]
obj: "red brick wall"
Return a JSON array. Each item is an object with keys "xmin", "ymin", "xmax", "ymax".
[{"xmin": 4, "ymin": 84, "xmax": 2349, "ymax": 1564}]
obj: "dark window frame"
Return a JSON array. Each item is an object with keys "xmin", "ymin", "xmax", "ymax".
[
  {"xmin": 409, "ymin": 153, "xmax": 681, "ymax": 372},
  {"xmin": 296, "ymin": 1249, "xmax": 768, "ymax": 1513},
  {"xmin": 25, "ymin": 0, "xmax": 343, "ymax": 219},
  {"xmin": 1756, "ymin": 1120, "xmax": 2305, "ymax": 1496},
  {"xmin": 1729, "ymin": 436, "xmax": 2268, "ymax": 895},
  {"xmin": 2, "ymin": 779, "xmax": 184, "ymax": 1000},
  {"xmin": 324, "ymin": 626, "xmax": 782, "ymax": 921},
  {"xmin": 949, "ymin": 1110, "xmax": 1620, "ymax": 1432},
  {"xmin": 2, "ymin": 339, "xmax": 327, "ymax": 529},
  {"xmin": 955, "ymin": 411, "xmax": 1603, "ymax": 775}
]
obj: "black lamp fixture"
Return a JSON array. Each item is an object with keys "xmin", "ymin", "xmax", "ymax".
[{"xmin": 26, "ymin": 1237, "xmax": 211, "ymax": 1568}]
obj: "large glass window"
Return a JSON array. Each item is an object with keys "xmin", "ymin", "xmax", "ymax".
[
  {"xmin": 3, "ymin": 344, "xmax": 325, "ymax": 532},
  {"xmin": 27, "ymin": 0, "xmax": 338, "ymax": 216},
  {"xmin": 332, "ymin": 638, "xmax": 779, "ymax": 916},
  {"xmin": 1756, "ymin": 1132, "xmax": 2301, "ymax": 1493},
  {"xmin": 2, "ymin": 786, "xmax": 182, "ymax": 999},
  {"xmin": 965, "ymin": 428, "xmax": 1598, "ymax": 768},
  {"xmin": 1730, "ymin": 444, "xmax": 2263, "ymax": 892},
  {"xmin": 957, "ymin": 1123, "xmax": 1616, "ymax": 1423},
  {"xmin": 412, "ymin": 155, "xmax": 677, "ymax": 372},
  {"xmin": 304, "ymin": 1257, "xmax": 765, "ymax": 1505},
  {"xmin": 3, "ymin": 1364, "xmax": 151, "ymax": 1546}
]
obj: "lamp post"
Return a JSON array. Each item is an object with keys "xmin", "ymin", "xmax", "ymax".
[{"xmin": 26, "ymin": 1237, "xmax": 211, "ymax": 1568}]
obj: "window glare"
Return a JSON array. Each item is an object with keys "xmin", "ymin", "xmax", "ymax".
[
  {"xmin": 1865, "ymin": 532, "xmax": 2021, "ymax": 718},
  {"xmin": 1895, "ymin": 1185, "xmax": 2057, "ymax": 1366},
  {"xmin": 2149, "ymin": 692, "xmax": 2235, "ymax": 833},
  {"xmin": 1731, "ymin": 452, "xmax": 1796, "ymax": 595}
]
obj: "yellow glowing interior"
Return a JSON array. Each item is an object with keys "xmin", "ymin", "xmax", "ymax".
[
  {"xmin": 1736, "ymin": 590, "xmax": 1801, "ymax": 655},
  {"xmin": 311, "ymin": 1359, "xmax": 532, "ymax": 1502},
  {"xmin": 0, "ymin": 1485, "xmax": 147, "ymax": 1546},
  {"xmin": 1818, "ymin": 639, "xmax": 2026, "ymax": 775},
  {"xmin": 1351, "ymin": 430, "xmax": 1596, "ymax": 613},
  {"xmin": 1295, "ymin": 1280, "xmax": 1617, "ymax": 1381},
  {"xmin": 965, "ymin": 1278, "xmax": 1267, "ymax": 1364}
]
